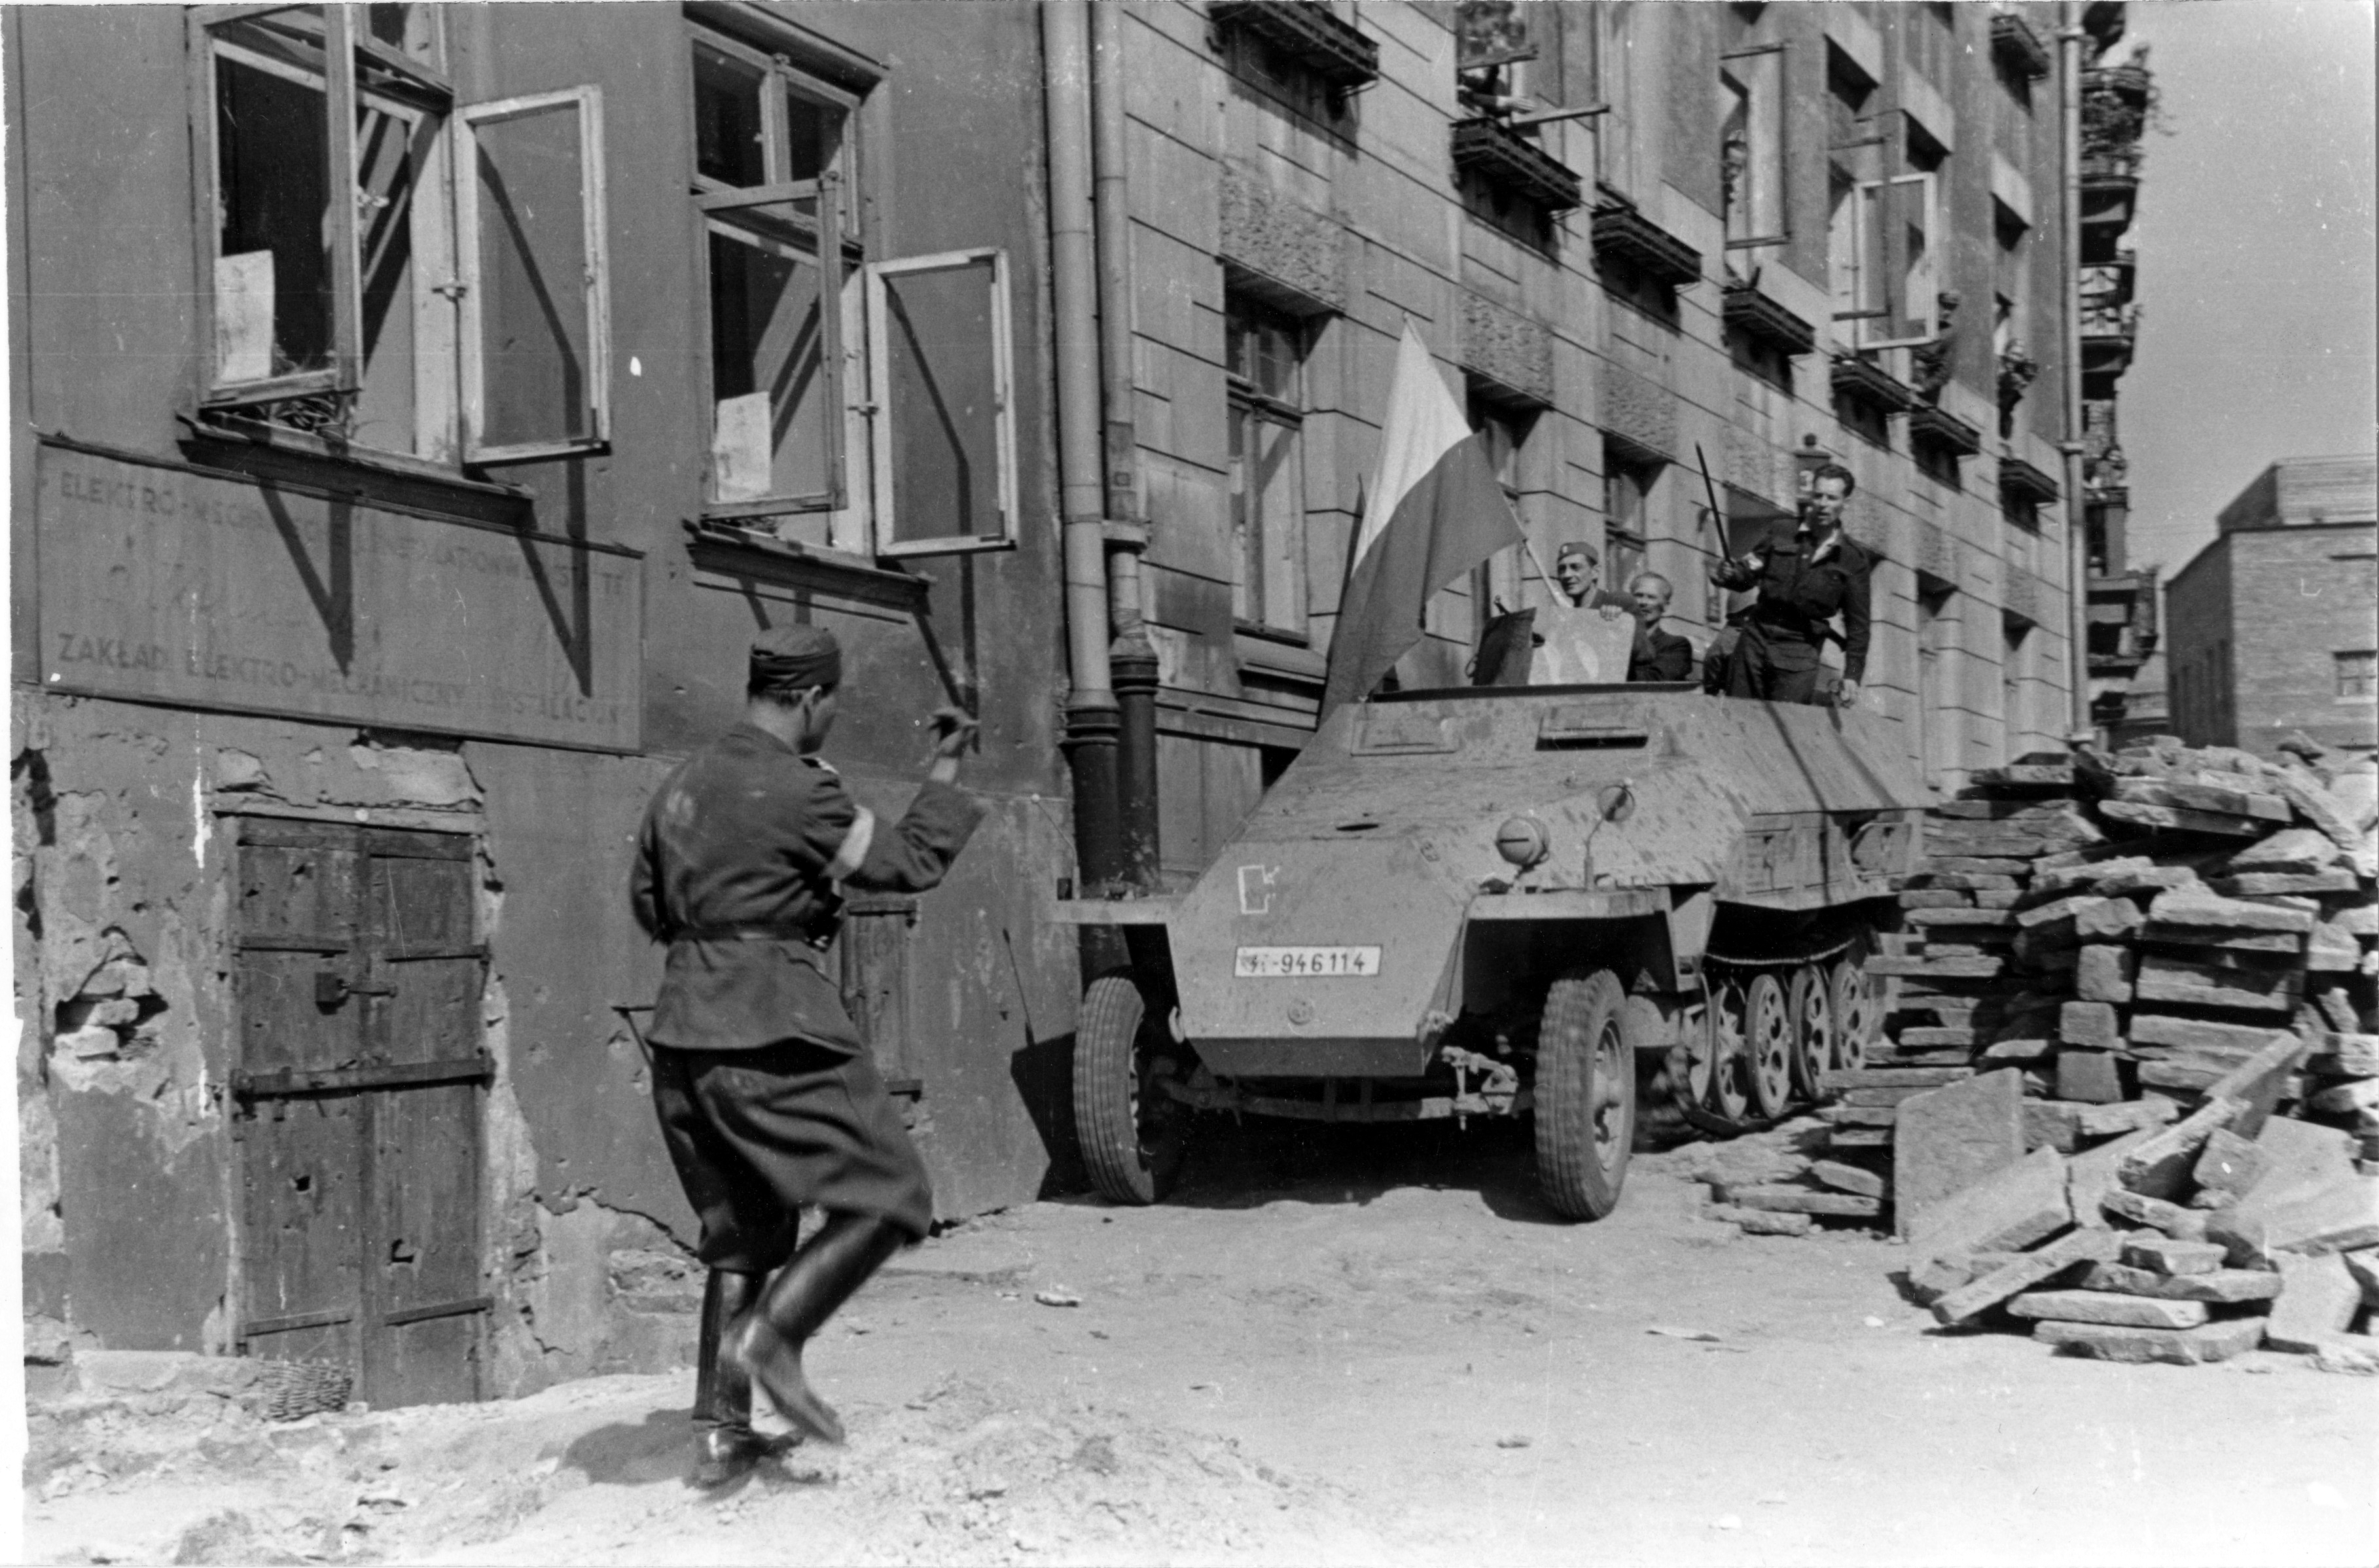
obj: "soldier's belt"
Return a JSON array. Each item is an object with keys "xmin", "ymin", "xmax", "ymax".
[{"xmin": 672, "ymin": 922, "xmax": 836, "ymax": 952}]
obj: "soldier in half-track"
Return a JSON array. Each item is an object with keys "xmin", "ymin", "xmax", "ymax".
[{"xmin": 1708, "ymin": 461, "xmax": 1872, "ymax": 708}]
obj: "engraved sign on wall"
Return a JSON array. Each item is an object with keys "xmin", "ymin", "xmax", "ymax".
[{"xmin": 35, "ymin": 442, "xmax": 643, "ymax": 751}]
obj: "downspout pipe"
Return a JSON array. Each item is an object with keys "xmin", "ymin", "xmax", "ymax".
[
  {"xmin": 2059, "ymin": 3, "xmax": 2094, "ymax": 742},
  {"xmin": 1044, "ymin": 1, "xmax": 1128, "ymax": 916},
  {"xmin": 1092, "ymin": 0, "xmax": 1163, "ymax": 895}
]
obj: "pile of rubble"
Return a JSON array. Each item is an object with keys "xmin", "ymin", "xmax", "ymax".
[{"xmin": 1700, "ymin": 733, "xmax": 2379, "ymax": 1368}]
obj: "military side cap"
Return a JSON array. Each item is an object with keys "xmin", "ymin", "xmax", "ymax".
[
  {"xmin": 750, "ymin": 625, "xmax": 842, "ymax": 691},
  {"xmin": 1554, "ymin": 540, "xmax": 1599, "ymax": 564}
]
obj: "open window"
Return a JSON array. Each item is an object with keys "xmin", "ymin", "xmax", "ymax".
[
  {"xmin": 690, "ymin": 26, "xmax": 857, "ymax": 517},
  {"xmin": 1719, "ymin": 44, "xmax": 1787, "ymax": 251},
  {"xmin": 865, "ymin": 249, "xmax": 1017, "ymax": 558},
  {"xmin": 1838, "ymin": 171, "xmax": 1939, "ymax": 348},
  {"xmin": 193, "ymin": 5, "xmax": 607, "ymax": 465},
  {"xmin": 456, "ymin": 88, "xmax": 611, "ymax": 463}
]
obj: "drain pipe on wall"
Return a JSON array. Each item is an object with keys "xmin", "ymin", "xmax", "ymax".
[
  {"xmin": 2060, "ymin": 1, "xmax": 2094, "ymax": 743},
  {"xmin": 1043, "ymin": 1, "xmax": 1128, "ymax": 921},
  {"xmin": 1092, "ymin": 0, "xmax": 1163, "ymax": 895}
]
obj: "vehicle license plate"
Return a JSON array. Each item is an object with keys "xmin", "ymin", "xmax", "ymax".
[{"xmin": 1233, "ymin": 946, "xmax": 1382, "ymax": 978}]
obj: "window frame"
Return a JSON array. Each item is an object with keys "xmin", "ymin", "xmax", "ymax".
[
  {"xmin": 453, "ymin": 85, "xmax": 613, "ymax": 465},
  {"xmin": 864, "ymin": 246, "xmax": 1018, "ymax": 558},
  {"xmin": 1602, "ymin": 450, "xmax": 1655, "ymax": 595},
  {"xmin": 1719, "ymin": 42, "xmax": 1790, "ymax": 251},
  {"xmin": 2336, "ymin": 650, "xmax": 2378, "ymax": 704},
  {"xmin": 1224, "ymin": 292, "xmax": 1311, "ymax": 641},
  {"xmin": 1844, "ymin": 169, "xmax": 1939, "ymax": 347}
]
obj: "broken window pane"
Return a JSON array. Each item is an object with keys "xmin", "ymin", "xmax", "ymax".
[
  {"xmin": 467, "ymin": 94, "xmax": 601, "ymax": 454},
  {"xmin": 213, "ymin": 31, "xmax": 334, "ymax": 385},
  {"xmin": 707, "ymin": 224, "xmax": 830, "ymax": 504}
]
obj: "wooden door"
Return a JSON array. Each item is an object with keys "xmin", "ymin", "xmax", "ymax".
[{"xmin": 232, "ymin": 818, "xmax": 491, "ymax": 1408}]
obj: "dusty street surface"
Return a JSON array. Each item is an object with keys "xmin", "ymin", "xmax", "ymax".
[{"xmin": 27, "ymin": 1120, "xmax": 2379, "ymax": 1567}]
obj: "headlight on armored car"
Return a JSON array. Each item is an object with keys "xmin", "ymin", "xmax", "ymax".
[{"xmin": 1494, "ymin": 814, "xmax": 1550, "ymax": 869}]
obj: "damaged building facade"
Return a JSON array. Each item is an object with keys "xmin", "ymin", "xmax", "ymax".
[
  {"xmin": 9, "ymin": 2, "xmax": 1084, "ymax": 1402},
  {"xmin": 14, "ymin": 0, "xmax": 2098, "ymax": 1406}
]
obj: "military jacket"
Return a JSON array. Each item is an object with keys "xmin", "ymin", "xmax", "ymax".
[
  {"xmin": 1626, "ymin": 626, "xmax": 1694, "ymax": 683},
  {"xmin": 1713, "ymin": 525, "xmax": 1874, "ymax": 682},
  {"xmin": 632, "ymin": 722, "xmax": 986, "ymax": 1054}
]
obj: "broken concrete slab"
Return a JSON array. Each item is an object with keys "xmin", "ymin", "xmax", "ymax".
[
  {"xmin": 2005, "ymin": 1290, "xmax": 2209, "ymax": 1330},
  {"xmin": 2202, "ymin": 1031, "xmax": 2314, "ymax": 1139},
  {"xmin": 1906, "ymin": 1145, "xmax": 2071, "ymax": 1264},
  {"xmin": 2205, "ymin": 1180, "xmax": 2379, "ymax": 1268},
  {"xmin": 2189, "ymin": 1129, "xmax": 2274, "ymax": 1209},
  {"xmin": 2225, "ymin": 827, "xmax": 2348, "ymax": 874},
  {"xmin": 2120, "ymin": 1236, "xmax": 2227, "ymax": 1275},
  {"xmin": 1895, "ymin": 1072, "xmax": 2028, "ymax": 1238},
  {"xmin": 2133, "ymin": 954, "xmax": 2301, "ymax": 1014},
  {"xmin": 2069, "ymin": 1126, "xmax": 2162, "ymax": 1223},
  {"xmin": 2266, "ymin": 1253, "xmax": 2363, "ymax": 1354},
  {"xmin": 1933, "ymin": 1227, "xmax": 2124, "ymax": 1326},
  {"xmin": 2129, "ymin": 1013, "xmax": 2293, "ymax": 1054},
  {"xmin": 2211, "ymin": 869, "xmax": 2363, "ymax": 897},
  {"xmin": 2033, "ymin": 1317, "xmax": 2264, "ymax": 1364},
  {"xmin": 2146, "ymin": 888, "xmax": 2317, "ymax": 934},
  {"xmin": 2075, "ymin": 1262, "xmax": 2283, "ymax": 1303},
  {"xmin": 2117, "ymin": 1097, "xmax": 2247, "ymax": 1200}
]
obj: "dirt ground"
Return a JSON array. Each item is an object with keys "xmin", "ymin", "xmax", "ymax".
[{"xmin": 23, "ymin": 1118, "xmax": 2379, "ymax": 1567}]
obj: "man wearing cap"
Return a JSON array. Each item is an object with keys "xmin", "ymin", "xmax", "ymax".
[
  {"xmin": 1530, "ymin": 540, "xmax": 1637, "ymax": 686},
  {"xmin": 631, "ymin": 625, "xmax": 982, "ymax": 1486},
  {"xmin": 1706, "ymin": 462, "xmax": 1872, "ymax": 706}
]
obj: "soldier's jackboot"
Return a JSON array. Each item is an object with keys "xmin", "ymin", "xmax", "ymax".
[
  {"xmin": 728, "ymin": 1212, "xmax": 906, "ymax": 1445},
  {"xmin": 689, "ymin": 1268, "xmax": 770, "ymax": 1488}
]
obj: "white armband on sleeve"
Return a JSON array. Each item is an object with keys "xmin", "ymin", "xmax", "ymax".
[{"xmin": 825, "ymin": 806, "xmax": 876, "ymax": 881}]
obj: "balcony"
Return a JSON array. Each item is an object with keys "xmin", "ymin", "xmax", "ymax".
[
  {"xmin": 2081, "ymin": 301, "xmax": 2139, "ymax": 388},
  {"xmin": 1589, "ymin": 198, "xmax": 1700, "ymax": 287},
  {"xmin": 1722, "ymin": 283, "xmax": 1816, "ymax": 358},
  {"xmin": 1829, "ymin": 353, "xmax": 1918, "ymax": 414},
  {"xmin": 1908, "ymin": 404, "xmax": 1983, "ymax": 459},
  {"xmin": 1999, "ymin": 454, "xmax": 2062, "ymax": 508},
  {"xmin": 2093, "ymin": 62, "xmax": 2153, "ymax": 104},
  {"xmin": 1452, "ymin": 118, "xmax": 1583, "ymax": 214},
  {"xmin": 1209, "ymin": 2, "xmax": 1380, "ymax": 90},
  {"xmin": 1992, "ymin": 13, "xmax": 2053, "ymax": 80}
]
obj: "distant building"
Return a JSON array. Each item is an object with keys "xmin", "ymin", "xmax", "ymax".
[{"xmin": 2164, "ymin": 455, "xmax": 2379, "ymax": 758}]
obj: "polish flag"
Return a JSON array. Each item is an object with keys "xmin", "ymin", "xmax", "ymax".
[{"xmin": 1320, "ymin": 321, "xmax": 1525, "ymax": 712}]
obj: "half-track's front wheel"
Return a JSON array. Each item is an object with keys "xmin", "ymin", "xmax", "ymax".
[
  {"xmin": 1534, "ymin": 969, "xmax": 1637, "ymax": 1221},
  {"xmin": 1073, "ymin": 971, "xmax": 1188, "ymax": 1205}
]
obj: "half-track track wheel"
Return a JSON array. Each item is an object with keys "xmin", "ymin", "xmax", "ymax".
[
  {"xmin": 1787, "ymin": 964, "xmax": 1834, "ymax": 1100},
  {"xmin": 1707, "ymin": 977, "xmax": 1752, "ymax": 1122},
  {"xmin": 1744, "ymin": 972, "xmax": 1795, "ymax": 1119},
  {"xmin": 1533, "ymin": 969, "xmax": 1636, "ymax": 1222},
  {"xmin": 1830, "ymin": 953, "xmax": 1879, "ymax": 1072},
  {"xmin": 1073, "ymin": 970, "xmax": 1189, "ymax": 1205}
]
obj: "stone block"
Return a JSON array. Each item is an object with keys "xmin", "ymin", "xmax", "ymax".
[
  {"xmin": 1905, "ymin": 871, "xmax": 2022, "ymax": 891},
  {"xmin": 2076, "ymin": 1262, "xmax": 2283, "ymax": 1302},
  {"xmin": 2253, "ymin": 1116, "xmax": 2361, "ymax": 1194},
  {"xmin": 2075, "ymin": 1098, "xmax": 2177, "ymax": 1138},
  {"xmin": 2206, "ymin": 1179, "xmax": 2379, "ymax": 1268},
  {"xmin": 1844, "ymin": 1086, "xmax": 1937, "ymax": 1107},
  {"xmin": 2204, "ymin": 1031, "xmax": 2312, "ymax": 1139},
  {"xmin": 2189, "ymin": 1128, "xmax": 2274, "ymax": 1209},
  {"xmin": 1821, "ymin": 1105, "xmax": 1901, "ymax": 1127},
  {"xmin": 1900, "ymin": 889, "xmax": 1975, "ymax": 909},
  {"xmin": 2016, "ymin": 894, "xmax": 2102, "ymax": 931},
  {"xmin": 2147, "ymin": 888, "xmax": 2317, "ymax": 934},
  {"xmin": 1866, "ymin": 955, "xmax": 2007, "ymax": 979},
  {"xmin": 2134, "ymin": 953, "xmax": 2300, "ymax": 1014},
  {"xmin": 1906, "ymin": 906, "xmax": 2020, "ymax": 929},
  {"xmin": 2099, "ymin": 800, "xmax": 2266, "ymax": 838},
  {"xmin": 2118, "ymin": 1096, "xmax": 2246, "ymax": 1200},
  {"xmin": 1732, "ymin": 1207, "xmax": 1815, "ymax": 1237},
  {"xmin": 2305, "ymin": 1031, "xmax": 2379, "ymax": 1077},
  {"xmin": 1895, "ymin": 1072, "xmax": 2030, "ymax": 1237},
  {"xmin": 1906, "ymin": 1249, "xmax": 2021, "ymax": 1305},
  {"xmin": 2212, "ymin": 870, "xmax": 2362, "ymax": 897},
  {"xmin": 2099, "ymin": 1187, "xmax": 2210, "ymax": 1239},
  {"xmin": 1984, "ymin": 1037, "xmax": 2056, "ymax": 1063},
  {"xmin": 1808, "ymin": 1160, "xmax": 1887, "ymax": 1198},
  {"xmin": 2344, "ymin": 1248, "xmax": 2379, "ymax": 1306},
  {"xmin": 2130, "ymin": 1013, "xmax": 2288, "ymax": 1054},
  {"xmin": 2225, "ymin": 827, "xmax": 2347, "ymax": 874},
  {"xmin": 1976, "ymin": 889, "xmax": 2023, "ymax": 909},
  {"xmin": 2266, "ymin": 1253, "xmax": 2362, "ymax": 1353},
  {"xmin": 2007, "ymin": 1289, "xmax": 2210, "ymax": 1329},
  {"xmin": 1721, "ymin": 1185, "xmax": 1881, "ymax": 1217},
  {"xmin": 2025, "ymin": 1101, "xmax": 2085, "ymax": 1154},
  {"xmin": 2139, "ymin": 1058, "xmax": 2236, "ymax": 1094},
  {"xmin": 1927, "ymin": 857, "xmax": 2033, "ymax": 876},
  {"xmin": 2120, "ymin": 1236, "xmax": 2227, "ymax": 1275},
  {"xmin": 2057, "ymin": 1002, "xmax": 2123, "ymax": 1050},
  {"xmin": 1824, "ymin": 1066, "xmax": 1977, "ymax": 1090},
  {"xmin": 2074, "ymin": 900, "xmax": 2147, "ymax": 941},
  {"xmin": 2096, "ymin": 866, "xmax": 2204, "ymax": 898},
  {"xmin": 1825, "ymin": 1125, "xmax": 1891, "ymax": 1149},
  {"xmin": 1933, "ymin": 1227, "xmax": 2124, "ymax": 1325},
  {"xmin": 1906, "ymin": 1144, "xmax": 2071, "ymax": 1262},
  {"xmin": 2034, "ymin": 1317, "xmax": 2264, "ymax": 1364},
  {"xmin": 2056, "ymin": 1049, "xmax": 2126, "ymax": 1104}
]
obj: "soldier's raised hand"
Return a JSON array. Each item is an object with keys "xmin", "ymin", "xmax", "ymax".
[{"xmin": 927, "ymin": 704, "xmax": 980, "ymax": 760}]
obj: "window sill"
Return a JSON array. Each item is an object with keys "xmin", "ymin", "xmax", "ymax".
[
  {"xmin": 179, "ymin": 412, "xmax": 533, "ymax": 503},
  {"xmin": 1234, "ymin": 630, "xmax": 1323, "ymax": 683},
  {"xmin": 683, "ymin": 518, "xmax": 931, "ymax": 601}
]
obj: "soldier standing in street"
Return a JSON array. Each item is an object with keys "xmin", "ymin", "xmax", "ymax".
[
  {"xmin": 1707, "ymin": 462, "xmax": 1872, "ymax": 707},
  {"xmin": 631, "ymin": 625, "xmax": 983, "ymax": 1486}
]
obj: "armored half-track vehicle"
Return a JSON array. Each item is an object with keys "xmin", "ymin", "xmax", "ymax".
[{"xmin": 1052, "ymin": 683, "xmax": 1931, "ymax": 1219}]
